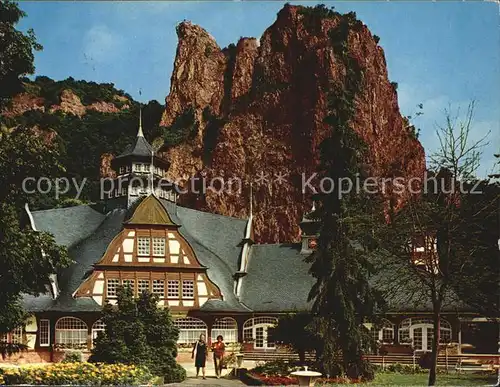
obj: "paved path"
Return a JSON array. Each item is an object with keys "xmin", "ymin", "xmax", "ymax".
[
  {"xmin": 172, "ymin": 362, "xmax": 245, "ymax": 386},
  {"xmin": 169, "ymin": 376, "xmax": 245, "ymax": 386}
]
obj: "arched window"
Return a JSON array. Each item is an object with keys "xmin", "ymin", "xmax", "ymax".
[
  {"xmin": 174, "ymin": 317, "xmax": 207, "ymax": 344},
  {"xmin": 211, "ymin": 317, "xmax": 238, "ymax": 343},
  {"xmin": 55, "ymin": 317, "xmax": 88, "ymax": 349},
  {"xmin": 370, "ymin": 319, "xmax": 395, "ymax": 344},
  {"xmin": 398, "ymin": 318, "xmax": 452, "ymax": 352},
  {"xmin": 243, "ymin": 317, "xmax": 278, "ymax": 349},
  {"xmin": 91, "ymin": 319, "xmax": 106, "ymax": 343}
]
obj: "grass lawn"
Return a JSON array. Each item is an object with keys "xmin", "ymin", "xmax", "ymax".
[{"xmin": 365, "ymin": 372, "xmax": 497, "ymax": 386}]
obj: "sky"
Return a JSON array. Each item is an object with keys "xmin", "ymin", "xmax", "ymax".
[{"xmin": 18, "ymin": 1, "xmax": 500, "ymax": 177}]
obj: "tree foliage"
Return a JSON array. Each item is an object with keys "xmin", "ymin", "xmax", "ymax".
[
  {"xmin": 0, "ymin": 0, "xmax": 42, "ymax": 109},
  {"xmin": 306, "ymin": 10, "xmax": 383, "ymax": 380},
  {"xmin": 270, "ymin": 312, "xmax": 322, "ymax": 364},
  {"xmin": 380, "ymin": 102, "xmax": 496, "ymax": 386},
  {"xmin": 0, "ymin": 127, "xmax": 71, "ymax": 356},
  {"xmin": 4, "ymin": 91, "xmax": 165, "ymax": 207},
  {"xmin": 162, "ymin": 106, "xmax": 198, "ymax": 149},
  {"xmin": 89, "ymin": 287, "xmax": 186, "ymax": 383}
]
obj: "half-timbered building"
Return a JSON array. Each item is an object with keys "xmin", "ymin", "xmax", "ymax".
[{"xmin": 2, "ymin": 123, "xmax": 497, "ymax": 364}]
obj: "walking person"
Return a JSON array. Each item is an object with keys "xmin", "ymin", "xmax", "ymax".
[
  {"xmin": 212, "ymin": 335, "xmax": 225, "ymax": 379},
  {"xmin": 191, "ymin": 334, "xmax": 208, "ymax": 379}
]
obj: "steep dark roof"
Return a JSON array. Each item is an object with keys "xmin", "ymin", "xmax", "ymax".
[
  {"xmin": 50, "ymin": 209, "xmax": 127, "ymax": 312},
  {"xmin": 160, "ymin": 199, "xmax": 250, "ymax": 312},
  {"xmin": 26, "ymin": 199, "xmax": 250, "ymax": 313},
  {"xmin": 24, "ymin": 209, "xmax": 127, "ymax": 313},
  {"xmin": 240, "ymin": 244, "xmax": 315, "ymax": 312},
  {"xmin": 31, "ymin": 205, "xmax": 106, "ymax": 247},
  {"xmin": 115, "ymin": 135, "xmax": 152, "ymax": 159}
]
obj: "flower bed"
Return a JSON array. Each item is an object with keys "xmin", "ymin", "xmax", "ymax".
[
  {"xmin": 249, "ymin": 372, "xmax": 298, "ymax": 385},
  {"xmin": 0, "ymin": 362, "xmax": 152, "ymax": 385}
]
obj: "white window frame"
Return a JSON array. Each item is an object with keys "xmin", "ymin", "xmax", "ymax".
[
  {"xmin": 122, "ymin": 279, "xmax": 135, "ymax": 293},
  {"xmin": 91, "ymin": 319, "xmax": 106, "ymax": 345},
  {"xmin": 243, "ymin": 317, "xmax": 278, "ymax": 349},
  {"xmin": 211, "ymin": 317, "xmax": 238, "ymax": 343},
  {"xmin": 174, "ymin": 317, "xmax": 207, "ymax": 344},
  {"xmin": 11, "ymin": 326, "xmax": 24, "ymax": 344},
  {"xmin": 39, "ymin": 319, "xmax": 50, "ymax": 347},
  {"xmin": 182, "ymin": 280, "xmax": 194, "ymax": 299},
  {"xmin": 398, "ymin": 318, "xmax": 452, "ymax": 352},
  {"xmin": 152, "ymin": 279, "xmax": 165, "ymax": 297},
  {"xmin": 55, "ymin": 317, "xmax": 88, "ymax": 349},
  {"xmin": 137, "ymin": 237, "xmax": 150, "ymax": 256},
  {"xmin": 152, "ymin": 237, "xmax": 166, "ymax": 257},
  {"xmin": 106, "ymin": 278, "xmax": 120, "ymax": 298},
  {"xmin": 138, "ymin": 279, "xmax": 150, "ymax": 294},
  {"xmin": 167, "ymin": 280, "xmax": 179, "ymax": 298}
]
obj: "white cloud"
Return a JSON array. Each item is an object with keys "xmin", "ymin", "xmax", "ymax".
[{"xmin": 82, "ymin": 25, "xmax": 124, "ymax": 64}]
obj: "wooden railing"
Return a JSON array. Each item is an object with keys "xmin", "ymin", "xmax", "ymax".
[{"xmin": 242, "ymin": 350, "xmax": 499, "ymax": 369}]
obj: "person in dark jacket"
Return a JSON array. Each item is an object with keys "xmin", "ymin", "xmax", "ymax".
[{"xmin": 191, "ymin": 333, "xmax": 208, "ymax": 379}]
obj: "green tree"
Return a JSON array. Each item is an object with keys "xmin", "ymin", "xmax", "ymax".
[
  {"xmin": 305, "ymin": 10, "xmax": 385, "ymax": 380},
  {"xmin": 90, "ymin": 287, "xmax": 186, "ymax": 383},
  {"xmin": 0, "ymin": 0, "xmax": 42, "ymax": 110},
  {"xmin": 381, "ymin": 102, "xmax": 495, "ymax": 386},
  {"xmin": 0, "ymin": 127, "xmax": 70, "ymax": 357},
  {"xmin": 270, "ymin": 312, "xmax": 322, "ymax": 364}
]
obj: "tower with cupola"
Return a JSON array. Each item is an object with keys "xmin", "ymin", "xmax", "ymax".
[{"xmin": 105, "ymin": 113, "xmax": 177, "ymax": 211}]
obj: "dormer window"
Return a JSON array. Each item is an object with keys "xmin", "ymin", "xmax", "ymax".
[
  {"xmin": 133, "ymin": 163, "xmax": 140, "ymax": 172},
  {"xmin": 125, "ymin": 165, "xmax": 131, "ymax": 173},
  {"xmin": 119, "ymin": 166, "xmax": 125, "ymax": 175}
]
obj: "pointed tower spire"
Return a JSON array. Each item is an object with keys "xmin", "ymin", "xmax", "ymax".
[
  {"xmin": 137, "ymin": 108, "xmax": 144, "ymax": 137},
  {"xmin": 249, "ymin": 182, "xmax": 253, "ymax": 218}
]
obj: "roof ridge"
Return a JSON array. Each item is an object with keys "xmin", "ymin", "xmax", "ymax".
[
  {"xmin": 176, "ymin": 203, "xmax": 249, "ymax": 223},
  {"xmin": 251, "ymin": 242, "xmax": 298, "ymax": 247},
  {"xmin": 32, "ymin": 204, "xmax": 99, "ymax": 214}
]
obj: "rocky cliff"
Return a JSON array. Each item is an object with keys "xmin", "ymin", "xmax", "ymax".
[
  {"xmin": 2, "ymin": 81, "xmax": 131, "ymax": 119},
  {"xmin": 160, "ymin": 4, "xmax": 426, "ymax": 243}
]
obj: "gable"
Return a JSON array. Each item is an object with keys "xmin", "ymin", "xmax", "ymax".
[{"xmin": 126, "ymin": 195, "xmax": 177, "ymax": 226}]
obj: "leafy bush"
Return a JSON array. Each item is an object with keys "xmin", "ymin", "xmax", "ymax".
[
  {"xmin": 163, "ymin": 363, "xmax": 186, "ymax": 384},
  {"xmin": 252, "ymin": 359, "xmax": 298, "ymax": 376},
  {"xmin": 345, "ymin": 359, "xmax": 375, "ymax": 381},
  {"xmin": 31, "ymin": 76, "xmax": 131, "ymax": 107},
  {"xmin": 62, "ymin": 350, "xmax": 82, "ymax": 363},
  {"xmin": 0, "ymin": 363, "xmax": 151, "ymax": 385},
  {"xmin": 89, "ymin": 287, "xmax": 184, "ymax": 382},
  {"xmin": 373, "ymin": 35, "xmax": 380, "ymax": 44},
  {"xmin": 202, "ymin": 107, "xmax": 226, "ymax": 164},
  {"xmin": 373, "ymin": 363, "xmax": 425, "ymax": 374},
  {"xmin": 162, "ymin": 106, "xmax": 199, "ymax": 148}
]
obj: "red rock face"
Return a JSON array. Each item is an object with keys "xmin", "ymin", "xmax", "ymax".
[
  {"xmin": 100, "ymin": 153, "xmax": 116, "ymax": 179},
  {"xmin": 161, "ymin": 5, "xmax": 426, "ymax": 243},
  {"xmin": 1, "ymin": 93, "xmax": 45, "ymax": 117},
  {"xmin": 3, "ymin": 88, "xmax": 130, "ymax": 118}
]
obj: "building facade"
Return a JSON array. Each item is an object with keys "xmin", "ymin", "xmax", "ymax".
[{"xmin": 2, "ymin": 125, "xmax": 495, "ymax": 364}]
